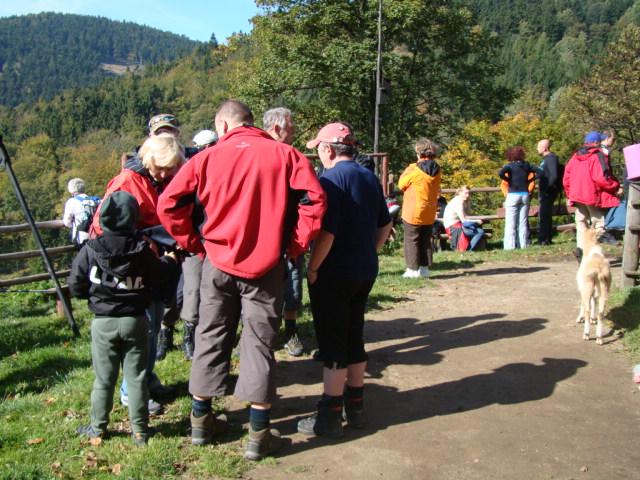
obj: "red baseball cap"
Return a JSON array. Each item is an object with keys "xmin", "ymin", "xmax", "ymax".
[{"xmin": 306, "ymin": 122, "xmax": 356, "ymax": 149}]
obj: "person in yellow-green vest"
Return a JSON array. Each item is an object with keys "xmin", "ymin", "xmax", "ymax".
[{"xmin": 398, "ymin": 138, "xmax": 442, "ymax": 279}]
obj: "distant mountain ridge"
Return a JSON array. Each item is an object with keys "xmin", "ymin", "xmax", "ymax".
[{"xmin": 0, "ymin": 12, "xmax": 201, "ymax": 107}]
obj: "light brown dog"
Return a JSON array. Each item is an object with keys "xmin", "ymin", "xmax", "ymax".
[{"xmin": 576, "ymin": 228, "xmax": 612, "ymax": 344}]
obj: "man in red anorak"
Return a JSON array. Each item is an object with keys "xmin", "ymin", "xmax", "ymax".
[{"xmin": 157, "ymin": 100, "xmax": 326, "ymax": 460}]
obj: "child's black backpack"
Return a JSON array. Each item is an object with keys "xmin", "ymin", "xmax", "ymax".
[{"xmin": 75, "ymin": 194, "xmax": 101, "ymax": 238}]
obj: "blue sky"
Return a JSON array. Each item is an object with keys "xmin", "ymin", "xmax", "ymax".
[{"xmin": 0, "ymin": 0, "xmax": 262, "ymax": 43}]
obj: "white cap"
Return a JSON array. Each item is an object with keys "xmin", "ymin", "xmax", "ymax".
[{"xmin": 192, "ymin": 130, "xmax": 218, "ymax": 148}]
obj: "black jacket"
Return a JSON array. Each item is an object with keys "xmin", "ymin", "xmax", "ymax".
[
  {"xmin": 538, "ymin": 152, "xmax": 561, "ymax": 196},
  {"xmin": 499, "ymin": 161, "xmax": 537, "ymax": 193},
  {"xmin": 68, "ymin": 233, "xmax": 178, "ymax": 316}
]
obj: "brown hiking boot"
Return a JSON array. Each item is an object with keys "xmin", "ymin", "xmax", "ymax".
[
  {"xmin": 244, "ymin": 427, "xmax": 282, "ymax": 461},
  {"xmin": 190, "ymin": 411, "xmax": 229, "ymax": 446}
]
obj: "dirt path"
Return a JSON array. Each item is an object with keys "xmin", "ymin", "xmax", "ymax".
[{"xmin": 245, "ymin": 258, "xmax": 640, "ymax": 480}]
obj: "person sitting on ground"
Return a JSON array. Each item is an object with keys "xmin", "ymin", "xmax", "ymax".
[
  {"xmin": 443, "ymin": 185, "xmax": 485, "ymax": 251},
  {"xmin": 499, "ymin": 146, "xmax": 537, "ymax": 250},
  {"xmin": 62, "ymin": 178, "xmax": 100, "ymax": 247},
  {"xmin": 68, "ymin": 191, "xmax": 178, "ymax": 446},
  {"xmin": 398, "ymin": 137, "xmax": 442, "ymax": 278}
]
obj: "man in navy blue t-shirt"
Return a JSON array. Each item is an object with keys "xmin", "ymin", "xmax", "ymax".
[{"xmin": 297, "ymin": 122, "xmax": 392, "ymax": 438}]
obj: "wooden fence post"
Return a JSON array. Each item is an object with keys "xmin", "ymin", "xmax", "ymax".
[{"xmin": 622, "ymin": 181, "xmax": 640, "ymax": 287}]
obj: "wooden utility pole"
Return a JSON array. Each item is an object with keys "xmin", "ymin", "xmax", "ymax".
[{"xmin": 622, "ymin": 181, "xmax": 640, "ymax": 287}]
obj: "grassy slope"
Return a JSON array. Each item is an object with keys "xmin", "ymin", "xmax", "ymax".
[{"xmin": 0, "ymin": 238, "xmax": 637, "ymax": 479}]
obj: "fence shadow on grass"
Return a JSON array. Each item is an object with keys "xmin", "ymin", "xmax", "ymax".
[
  {"xmin": 608, "ymin": 287, "xmax": 640, "ymax": 333},
  {"xmin": 0, "ymin": 316, "xmax": 76, "ymax": 360},
  {"xmin": 0, "ymin": 354, "xmax": 88, "ymax": 397}
]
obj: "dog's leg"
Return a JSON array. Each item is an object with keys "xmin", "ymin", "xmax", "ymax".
[
  {"xmin": 581, "ymin": 281, "xmax": 594, "ymax": 341},
  {"xmin": 576, "ymin": 302, "xmax": 585, "ymax": 324},
  {"xmin": 590, "ymin": 294, "xmax": 597, "ymax": 325},
  {"xmin": 596, "ymin": 278, "xmax": 610, "ymax": 345}
]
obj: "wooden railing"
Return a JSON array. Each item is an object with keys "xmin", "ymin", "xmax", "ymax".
[{"xmin": 0, "ymin": 220, "xmax": 74, "ymax": 314}]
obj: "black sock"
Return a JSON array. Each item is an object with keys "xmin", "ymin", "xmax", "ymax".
[
  {"xmin": 192, "ymin": 398, "xmax": 212, "ymax": 417},
  {"xmin": 319, "ymin": 393, "xmax": 344, "ymax": 411},
  {"xmin": 344, "ymin": 386, "xmax": 364, "ymax": 409},
  {"xmin": 249, "ymin": 407, "xmax": 270, "ymax": 431},
  {"xmin": 284, "ymin": 320, "xmax": 296, "ymax": 336}
]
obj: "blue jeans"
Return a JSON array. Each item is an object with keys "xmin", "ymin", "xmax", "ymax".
[
  {"xmin": 462, "ymin": 221, "xmax": 485, "ymax": 251},
  {"xmin": 503, "ymin": 193, "xmax": 529, "ymax": 250},
  {"xmin": 120, "ymin": 299, "xmax": 163, "ymax": 399}
]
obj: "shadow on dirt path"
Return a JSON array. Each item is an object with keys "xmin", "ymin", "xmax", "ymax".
[{"xmin": 246, "ymin": 259, "xmax": 640, "ymax": 480}]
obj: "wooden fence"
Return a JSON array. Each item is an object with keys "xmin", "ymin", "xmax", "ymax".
[{"xmin": 0, "ymin": 220, "xmax": 73, "ymax": 315}]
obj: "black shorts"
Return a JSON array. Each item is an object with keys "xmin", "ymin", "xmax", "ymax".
[{"xmin": 309, "ymin": 274, "xmax": 375, "ymax": 369}]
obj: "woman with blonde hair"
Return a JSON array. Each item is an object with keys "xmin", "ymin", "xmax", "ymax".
[
  {"xmin": 90, "ymin": 133, "xmax": 185, "ymax": 236},
  {"xmin": 88, "ymin": 132, "xmax": 185, "ymax": 415},
  {"xmin": 442, "ymin": 185, "xmax": 485, "ymax": 251},
  {"xmin": 398, "ymin": 137, "xmax": 442, "ymax": 278}
]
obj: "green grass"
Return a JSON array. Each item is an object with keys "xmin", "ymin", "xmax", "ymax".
[{"xmin": 0, "ymin": 236, "xmax": 637, "ymax": 478}]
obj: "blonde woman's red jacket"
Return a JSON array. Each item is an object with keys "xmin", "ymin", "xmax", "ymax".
[{"xmin": 157, "ymin": 126, "xmax": 327, "ymax": 279}]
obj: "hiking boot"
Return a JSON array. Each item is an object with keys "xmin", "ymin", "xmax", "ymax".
[
  {"xmin": 244, "ymin": 427, "xmax": 282, "ymax": 461},
  {"xmin": 190, "ymin": 411, "xmax": 229, "ymax": 446},
  {"xmin": 182, "ymin": 322, "xmax": 196, "ymax": 361},
  {"xmin": 343, "ymin": 404, "xmax": 366, "ymax": 429},
  {"xmin": 148, "ymin": 376, "xmax": 175, "ymax": 400},
  {"xmin": 76, "ymin": 424, "xmax": 105, "ymax": 439},
  {"xmin": 120, "ymin": 395, "xmax": 163, "ymax": 416},
  {"xmin": 297, "ymin": 405, "xmax": 344, "ymax": 438},
  {"xmin": 131, "ymin": 431, "xmax": 150, "ymax": 447},
  {"xmin": 284, "ymin": 332, "xmax": 303, "ymax": 357},
  {"xmin": 156, "ymin": 327, "xmax": 174, "ymax": 361},
  {"xmin": 402, "ymin": 268, "xmax": 421, "ymax": 279}
]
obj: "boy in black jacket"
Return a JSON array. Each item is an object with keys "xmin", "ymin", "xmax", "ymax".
[{"xmin": 68, "ymin": 191, "xmax": 178, "ymax": 445}]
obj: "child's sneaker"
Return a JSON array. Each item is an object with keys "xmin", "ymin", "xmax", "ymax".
[
  {"xmin": 418, "ymin": 266, "xmax": 430, "ymax": 278},
  {"xmin": 402, "ymin": 268, "xmax": 421, "ymax": 279},
  {"xmin": 76, "ymin": 424, "xmax": 105, "ymax": 439},
  {"xmin": 131, "ymin": 431, "xmax": 149, "ymax": 447},
  {"xmin": 120, "ymin": 395, "xmax": 163, "ymax": 416}
]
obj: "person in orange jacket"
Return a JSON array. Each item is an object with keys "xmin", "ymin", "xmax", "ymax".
[{"xmin": 398, "ymin": 138, "xmax": 442, "ymax": 278}]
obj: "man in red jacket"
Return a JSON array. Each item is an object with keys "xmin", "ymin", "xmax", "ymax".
[
  {"xmin": 563, "ymin": 131, "xmax": 621, "ymax": 258},
  {"xmin": 157, "ymin": 100, "xmax": 326, "ymax": 460}
]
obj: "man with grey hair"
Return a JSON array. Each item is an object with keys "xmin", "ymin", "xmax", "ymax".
[
  {"xmin": 263, "ymin": 107, "xmax": 304, "ymax": 357},
  {"xmin": 158, "ymin": 100, "xmax": 326, "ymax": 459},
  {"xmin": 62, "ymin": 177, "xmax": 100, "ymax": 247}
]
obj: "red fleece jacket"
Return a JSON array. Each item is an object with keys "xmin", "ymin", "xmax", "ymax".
[{"xmin": 157, "ymin": 126, "xmax": 326, "ymax": 279}]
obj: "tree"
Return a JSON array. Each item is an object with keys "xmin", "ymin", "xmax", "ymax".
[
  {"xmin": 563, "ymin": 24, "xmax": 640, "ymax": 145},
  {"xmin": 233, "ymin": 0, "xmax": 509, "ymax": 167}
]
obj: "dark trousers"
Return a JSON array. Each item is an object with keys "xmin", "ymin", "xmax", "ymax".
[
  {"xmin": 403, "ymin": 221, "xmax": 432, "ymax": 269},
  {"xmin": 189, "ymin": 260, "xmax": 284, "ymax": 404},
  {"xmin": 538, "ymin": 192, "xmax": 557, "ymax": 244}
]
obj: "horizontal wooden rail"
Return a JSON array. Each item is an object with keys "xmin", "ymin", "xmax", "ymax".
[
  {"xmin": 0, "ymin": 220, "xmax": 65, "ymax": 233},
  {"xmin": 440, "ymin": 187, "xmax": 501, "ymax": 194},
  {"xmin": 0, "ymin": 244, "xmax": 75, "ymax": 261},
  {"xmin": 0, "ymin": 269, "xmax": 70, "ymax": 288}
]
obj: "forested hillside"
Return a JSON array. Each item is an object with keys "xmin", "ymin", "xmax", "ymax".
[
  {"xmin": 0, "ymin": 12, "xmax": 201, "ymax": 106},
  {"xmin": 0, "ymin": 0, "xmax": 638, "ymax": 270},
  {"xmin": 471, "ymin": 0, "xmax": 640, "ymax": 91}
]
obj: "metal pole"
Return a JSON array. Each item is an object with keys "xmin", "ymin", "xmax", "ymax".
[
  {"xmin": 0, "ymin": 136, "xmax": 79, "ymax": 337},
  {"xmin": 373, "ymin": 0, "xmax": 383, "ymax": 173}
]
